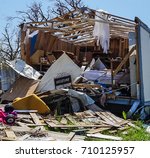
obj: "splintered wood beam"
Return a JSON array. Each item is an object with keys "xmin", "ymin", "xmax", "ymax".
[
  {"xmin": 80, "ymin": 40, "xmax": 95, "ymax": 45},
  {"xmin": 30, "ymin": 113, "xmax": 42, "ymax": 125},
  {"xmin": 113, "ymin": 45, "xmax": 136, "ymax": 77},
  {"xmin": 73, "ymin": 25, "xmax": 93, "ymax": 32},
  {"xmin": 110, "ymin": 34, "xmax": 128, "ymax": 39},
  {"xmin": 110, "ymin": 17, "xmax": 135, "ymax": 25},
  {"xmin": 110, "ymin": 31, "xmax": 129, "ymax": 35},
  {"xmin": 5, "ymin": 129, "xmax": 17, "ymax": 140},
  {"xmin": 68, "ymin": 35, "xmax": 93, "ymax": 43},
  {"xmin": 110, "ymin": 24, "xmax": 135, "ymax": 30},
  {"xmin": 87, "ymin": 18, "xmax": 135, "ymax": 27},
  {"xmin": 62, "ymin": 27, "xmax": 93, "ymax": 37},
  {"xmin": 26, "ymin": 26, "xmax": 69, "ymax": 33},
  {"xmin": 110, "ymin": 27, "xmax": 135, "ymax": 33},
  {"xmin": 87, "ymin": 133, "xmax": 123, "ymax": 141},
  {"xmin": 59, "ymin": 31, "xmax": 93, "ymax": 39},
  {"xmin": 55, "ymin": 23, "xmax": 90, "ymax": 32},
  {"xmin": 74, "ymin": 37, "xmax": 95, "ymax": 44},
  {"xmin": 110, "ymin": 31, "xmax": 129, "ymax": 38},
  {"xmin": 55, "ymin": 21, "xmax": 89, "ymax": 30}
]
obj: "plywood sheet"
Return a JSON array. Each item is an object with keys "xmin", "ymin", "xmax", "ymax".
[{"xmin": 1, "ymin": 76, "xmax": 39, "ymax": 101}]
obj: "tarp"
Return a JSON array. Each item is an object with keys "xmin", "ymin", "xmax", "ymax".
[
  {"xmin": 6, "ymin": 59, "xmax": 41, "ymax": 80},
  {"xmin": 37, "ymin": 53, "xmax": 82, "ymax": 92}
]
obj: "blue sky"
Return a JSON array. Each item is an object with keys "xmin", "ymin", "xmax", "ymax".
[{"xmin": 0, "ymin": 0, "xmax": 150, "ymax": 35}]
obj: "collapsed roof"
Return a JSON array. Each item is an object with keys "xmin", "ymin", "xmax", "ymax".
[{"xmin": 21, "ymin": 7, "xmax": 136, "ymax": 47}]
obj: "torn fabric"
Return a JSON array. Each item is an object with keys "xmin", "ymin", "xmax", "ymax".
[{"xmin": 93, "ymin": 10, "xmax": 110, "ymax": 53}]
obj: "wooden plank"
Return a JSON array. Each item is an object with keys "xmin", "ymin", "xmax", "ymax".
[
  {"xmin": 60, "ymin": 117, "xmax": 68, "ymax": 125},
  {"xmin": 25, "ymin": 38, "xmax": 31, "ymax": 64},
  {"xmin": 105, "ymin": 111, "xmax": 122, "ymax": 123},
  {"xmin": 81, "ymin": 118, "xmax": 94, "ymax": 125},
  {"xmin": 74, "ymin": 112, "xmax": 86, "ymax": 119},
  {"xmin": 65, "ymin": 114, "xmax": 78, "ymax": 125},
  {"xmin": 11, "ymin": 126, "xmax": 31, "ymax": 132},
  {"xmin": 0, "ymin": 137, "xmax": 16, "ymax": 141},
  {"xmin": 29, "ymin": 113, "xmax": 45, "ymax": 131},
  {"xmin": 0, "ymin": 126, "xmax": 6, "ymax": 130},
  {"xmin": 95, "ymin": 112, "xmax": 120, "ymax": 127},
  {"xmin": 21, "ymin": 118, "xmax": 34, "ymax": 124},
  {"xmin": 17, "ymin": 114, "xmax": 31, "ymax": 119},
  {"xmin": 105, "ymin": 111, "xmax": 129, "ymax": 126},
  {"xmin": 45, "ymin": 121, "xmax": 112, "ymax": 128},
  {"xmin": 46, "ymin": 121, "xmax": 57, "ymax": 127},
  {"xmin": 47, "ymin": 35, "xmax": 57, "ymax": 52},
  {"xmin": 82, "ymin": 117, "xmax": 103, "ymax": 125},
  {"xmin": 113, "ymin": 45, "xmax": 136, "ymax": 76},
  {"xmin": 34, "ymin": 30, "xmax": 42, "ymax": 50},
  {"xmin": 87, "ymin": 127, "xmax": 111, "ymax": 134},
  {"xmin": 87, "ymin": 133, "xmax": 123, "ymax": 141},
  {"xmin": 18, "ymin": 134, "xmax": 31, "ymax": 141},
  {"xmin": 20, "ymin": 30, "xmax": 26, "ymax": 61},
  {"xmin": 83, "ymin": 110, "xmax": 96, "ymax": 118},
  {"xmin": 47, "ymin": 131, "xmax": 85, "ymax": 141},
  {"xmin": 16, "ymin": 122, "xmax": 31, "ymax": 130},
  {"xmin": 27, "ymin": 124, "xmax": 47, "ymax": 127},
  {"xmin": 1, "ymin": 77, "xmax": 39, "ymax": 102},
  {"xmin": 127, "ymin": 122, "xmax": 141, "ymax": 130},
  {"xmin": 51, "ymin": 119, "xmax": 61, "ymax": 125},
  {"xmin": 105, "ymin": 111, "xmax": 124, "ymax": 123},
  {"xmin": 18, "ymin": 126, "xmax": 45, "ymax": 140},
  {"xmin": 30, "ymin": 113, "xmax": 42, "ymax": 125},
  {"xmin": 100, "ymin": 111, "xmax": 117, "ymax": 124},
  {"xmin": 118, "ymin": 126, "xmax": 130, "ymax": 131},
  {"xmin": 29, "ymin": 126, "xmax": 43, "ymax": 133},
  {"xmin": 15, "ymin": 110, "xmax": 38, "ymax": 113},
  {"xmin": 72, "ymin": 83, "xmax": 101, "ymax": 89},
  {"xmin": 65, "ymin": 132, "xmax": 76, "ymax": 141},
  {"xmin": 5, "ymin": 129, "xmax": 17, "ymax": 140}
]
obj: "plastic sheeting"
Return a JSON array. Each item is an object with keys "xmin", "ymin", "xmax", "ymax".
[
  {"xmin": 84, "ymin": 70, "xmax": 107, "ymax": 81},
  {"xmin": 93, "ymin": 10, "xmax": 110, "ymax": 53},
  {"xmin": 68, "ymin": 89, "xmax": 95, "ymax": 112},
  {"xmin": 37, "ymin": 53, "xmax": 82, "ymax": 92}
]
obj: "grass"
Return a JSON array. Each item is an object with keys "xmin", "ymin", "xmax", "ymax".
[
  {"xmin": 118, "ymin": 121, "xmax": 150, "ymax": 141},
  {"xmin": 86, "ymin": 121, "xmax": 150, "ymax": 141}
]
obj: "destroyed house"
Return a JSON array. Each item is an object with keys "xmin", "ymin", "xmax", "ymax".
[{"xmin": 19, "ymin": 7, "xmax": 150, "ymax": 116}]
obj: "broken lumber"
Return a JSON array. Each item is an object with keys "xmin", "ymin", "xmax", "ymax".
[
  {"xmin": 87, "ymin": 133, "xmax": 123, "ymax": 141},
  {"xmin": 5, "ymin": 129, "xmax": 17, "ymax": 140},
  {"xmin": 65, "ymin": 132, "xmax": 76, "ymax": 141}
]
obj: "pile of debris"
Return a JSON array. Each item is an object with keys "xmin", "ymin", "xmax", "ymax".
[
  {"xmin": 0, "ymin": 51, "xmax": 143, "ymax": 141},
  {"xmin": 0, "ymin": 108, "xmax": 138, "ymax": 141}
]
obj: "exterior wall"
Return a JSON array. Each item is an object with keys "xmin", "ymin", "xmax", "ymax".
[
  {"xmin": 21, "ymin": 30, "xmax": 77, "ymax": 64},
  {"xmin": 137, "ymin": 20, "xmax": 150, "ymax": 103}
]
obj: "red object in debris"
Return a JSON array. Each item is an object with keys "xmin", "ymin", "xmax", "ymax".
[{"xmin": 0, "ymin": 106, "xmax": 17, "ymax": 125}]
